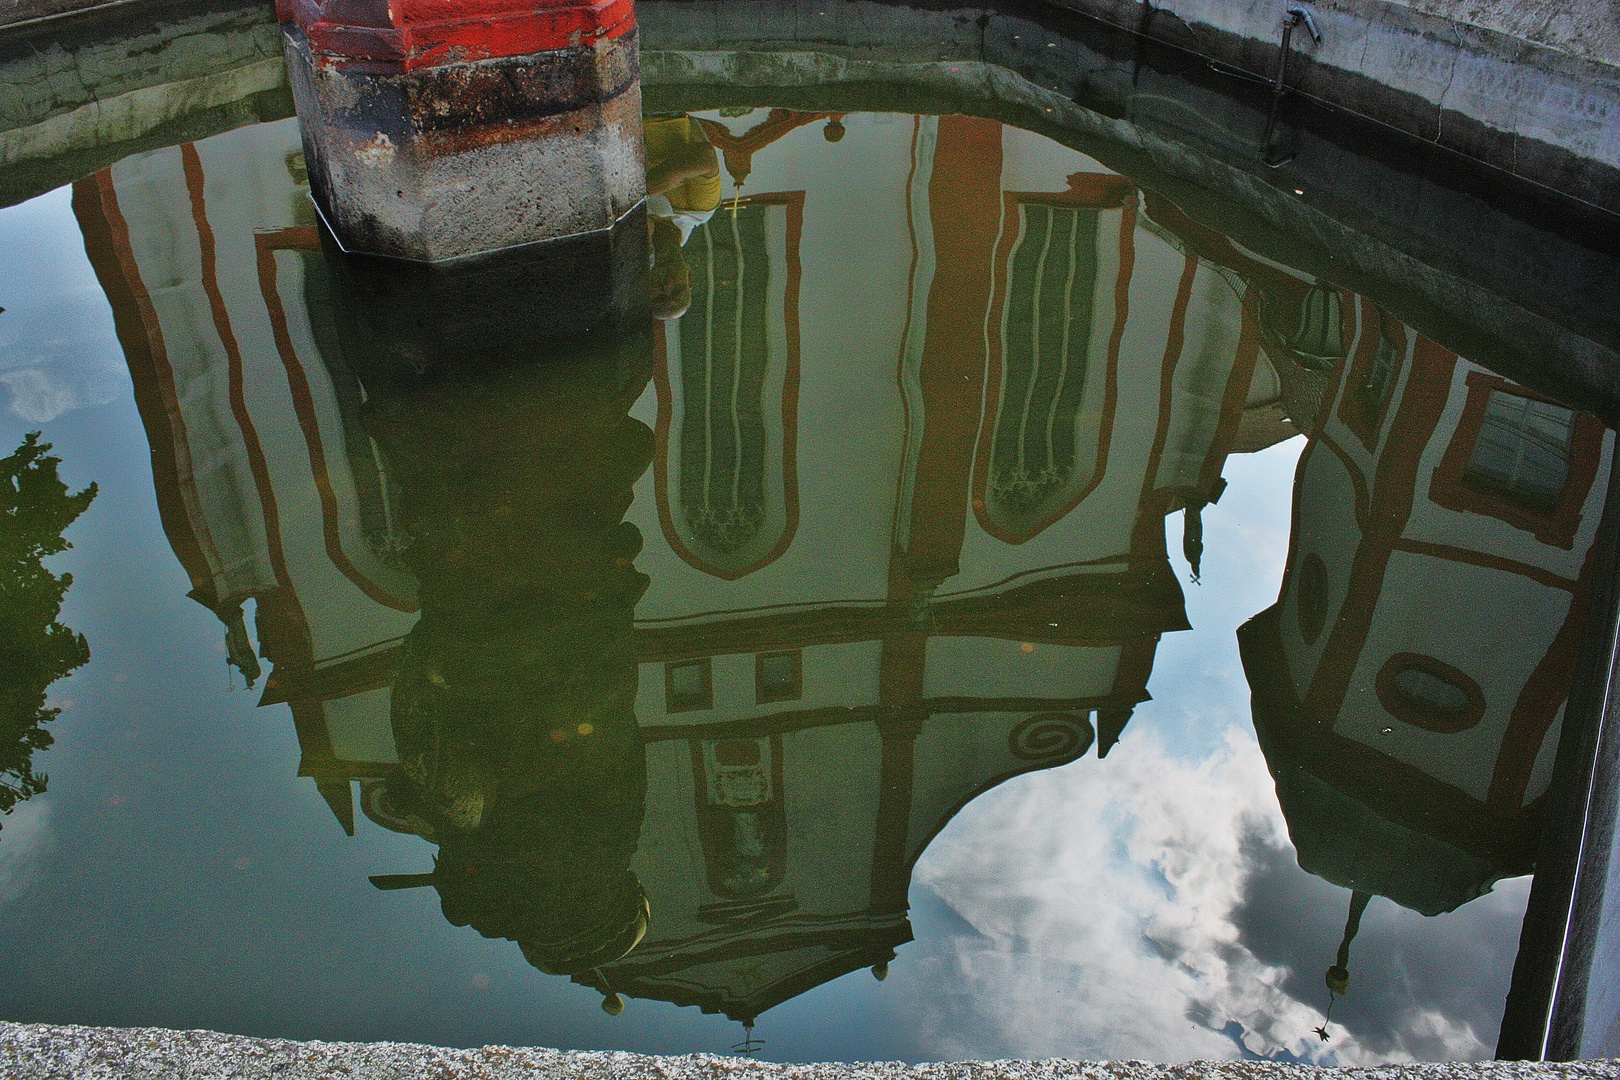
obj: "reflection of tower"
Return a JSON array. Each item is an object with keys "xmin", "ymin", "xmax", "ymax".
[
  {"xmin": 1239, "ymin": 298, "xmax": 1612, "ymax": 919},
  {"xmin": 316, "ymin": 225, "xmax": 661, "ymax": 997}
]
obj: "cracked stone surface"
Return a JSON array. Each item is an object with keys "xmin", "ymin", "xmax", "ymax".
[{"xmin": 3, "ymin": 1024, "xmax": 1620, "ymax": 1080}]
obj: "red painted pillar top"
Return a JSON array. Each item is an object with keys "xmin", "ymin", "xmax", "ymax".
[{"xmin": 277, "ymin": 0, "xmax": 637, "ymax": 70}]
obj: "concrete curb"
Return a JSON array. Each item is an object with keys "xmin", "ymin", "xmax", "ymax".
[{"xmin": 4, "ymin": 1023, "xmax": 1620, "ymax": 1080}]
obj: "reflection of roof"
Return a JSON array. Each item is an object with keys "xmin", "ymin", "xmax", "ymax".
[
  {"xmin": 1269, "ymin": 759, "xmax": 1501, "ymax": 917},
  {"xmin": 1237, "ymin": 605, "xmax": 1536, "ymax": 916},
  {"xmin": 578, "ymin": 914, "xmax": 911, "ymax": 1024}
]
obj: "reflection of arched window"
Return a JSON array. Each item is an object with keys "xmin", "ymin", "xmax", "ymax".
[
  {"xmin": 1375, "ymin": 653, "xmax": 1486, "ymax": 733},
  {"xmin": 975, "ymin": 176, "xmax": 1132, "ymax": 543},
  {"xmin": 656, "ymin": 194, "xmax": 803, "ymax": 579}
]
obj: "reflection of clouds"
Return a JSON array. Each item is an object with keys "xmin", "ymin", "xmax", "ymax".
[
  {"xmin": 0, "ymin": 188, "xmax": 125, "ymax": 424},
  {"xmin": 0, "ymin": 799, "xmax": 53, "ymax": 904},
  {"xmin": 0, "ymin": 355, "xmax": 122, "ymax": 424},
  {"xmin": 905, "ymin": 726, "xmax": 1494, "ymax": 1065}
]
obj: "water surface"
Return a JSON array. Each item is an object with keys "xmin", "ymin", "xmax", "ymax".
[{"xmin": 0, "ymin": 107, "xmax": 1610, "ymax": 1066}]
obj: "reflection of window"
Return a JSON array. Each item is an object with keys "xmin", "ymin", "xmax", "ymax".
[
  {"xmin": 665, "ymin": 658, "xmax": 713, "ymax": 712},
  {"xmin": 1463, "ymin": 391, "xmax": 1576, "ymax": 513},
  {"xmin": 1296, "ymin": 552, "xmax": 1328, "ymax": 645},
  {"xmin": 1429, "ymin": 371, "xmax": 1602, "ymax": 549},
  {"xmin": 1375, "ymin": 653, "xmax": 1485, "ymax": 733},
  {"xmin": 976, "ymin": 178, "xmax": 1135, "ymax": 544},
  {"xmin": 1361, "ymin": 334, "xmax": 1400, "ymax": 420},
  {"xmin": 1338, "ymin": 304, "xmax": 1404, "ymax": 451},
  {"xmin": 988, "ymin": 204, "xmax": 1098, "ymax": 535},
  {"xmin": 658, "ymin": 193, "xmax": 803, "ymax": 580},
  {"xmin": 679, "ymin": 208, "xmax": 771, "ymax": 558},
  {"xmin": 754, "ymin": 649, "xmax": 801, "ymax": 704}
]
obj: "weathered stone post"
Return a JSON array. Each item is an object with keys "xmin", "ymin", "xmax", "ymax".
[{"xmin": 278, "ymin": 0, "xmax": 645, "ymax": 262}]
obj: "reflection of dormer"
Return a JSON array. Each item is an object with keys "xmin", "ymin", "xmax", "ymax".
[{"xmin": 1241, "ymin": 304, "xmax": 1613, "ymax": 916}]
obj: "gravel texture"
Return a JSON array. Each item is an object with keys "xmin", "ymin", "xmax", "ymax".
[{"xmin": 3, "ymin": 1023, "xmax": 1619, "ymax": 1080}]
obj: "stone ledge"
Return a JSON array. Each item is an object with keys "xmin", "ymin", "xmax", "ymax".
[{"xmin": 4, "ymin": 1023, "xmax": 1620, "ymax": 1080}]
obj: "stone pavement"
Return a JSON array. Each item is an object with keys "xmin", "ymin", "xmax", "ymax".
[{"xmin": 3, "ymin": 1023, "xmax": 1619, "ymax": 1080}]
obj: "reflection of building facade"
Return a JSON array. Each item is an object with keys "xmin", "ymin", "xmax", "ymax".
[
  {"xmin": 1239, "ymin": 298, "xmax": 1612, "ymax": 917},
  {"xmin": 77, "ymin": 111, "xmax": 1305, "ymax": 1021}
]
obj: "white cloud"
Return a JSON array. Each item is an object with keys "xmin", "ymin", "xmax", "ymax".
[
  {"xmin": 902, "ymin": 724, "xmax": 1463, "ymax": 1065},
  {"xmin": 0, "ymin": 798, "xmax": 54, "ymax": 904},
  {"xmin": 0, "ymin": 362, "xmax": 121, "ymax": 424}
]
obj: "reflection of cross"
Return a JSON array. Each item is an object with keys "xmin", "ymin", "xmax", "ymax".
[{"xmin": 731, "ymin": 1023, "xmax": 766, "ymax": 1057}]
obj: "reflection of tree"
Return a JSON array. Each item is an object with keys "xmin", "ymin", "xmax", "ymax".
[{"xmin": 0, "ymin": 433, "xmax": 96, "ymax": 829}]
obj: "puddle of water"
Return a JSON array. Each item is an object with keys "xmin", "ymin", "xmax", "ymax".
[{"xmin": 0, "ymin": 109, "xmax": 1611, "ymax": 1066}]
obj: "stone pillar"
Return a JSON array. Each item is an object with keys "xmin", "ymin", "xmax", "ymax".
[{"xmin": 278, "ymin": 0, "xmax": 645, "ymax": 262}]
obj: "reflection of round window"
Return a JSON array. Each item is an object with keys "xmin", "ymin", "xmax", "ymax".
[
  {"xmin": 1375, "ymin": 653, "xmax": 1486, "ymax": 733},
  {"xmin": 1297, "ymin": 553, "xmax": 1328, "ymax": 645}
]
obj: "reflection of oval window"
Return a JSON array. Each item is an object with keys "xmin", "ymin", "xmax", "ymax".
[
  {"xmin": 1297, "ymin": 552, "xmax": 1328, "ymax": 645},
  {"xmin": 1375, "ymin": 653, "xmax": 1486, "ymax": 733}
]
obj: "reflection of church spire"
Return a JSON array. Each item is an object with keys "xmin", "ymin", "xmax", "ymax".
[
  {"xmin": 1182, "ymin": 503, "xmax": 1204, "ymax": 584},
  {"xmin": 1315, "ymin": 890, "xmax": 1370, "ymax": 1041}
]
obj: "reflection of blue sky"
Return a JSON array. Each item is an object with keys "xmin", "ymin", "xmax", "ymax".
[
  {"xmin": 0, "ymin": 189, "xmax": 125, "ymax": 423},
  {"xmin": 0, "ymin": 189, "xmax": 1524, "ymax": 1066}
]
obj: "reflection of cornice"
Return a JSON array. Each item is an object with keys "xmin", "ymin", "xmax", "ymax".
[
  {"xmin": 638, "ymin": 564, "xmax": 1186, "ymax": 662},
  {"xmin": 260, "ymin": 563, "xmax": 1185, "ymax": 704},
  {"xmin": 637, "ymin": 695, "xmax": 1138, "ymax": 743},
  {"xmin": 259, "ymin": 639, "xmax": 400, "ymax": 705},
  {"xmin": 623, "ymin": 907, "xmax": 908, "ymax": 959}
]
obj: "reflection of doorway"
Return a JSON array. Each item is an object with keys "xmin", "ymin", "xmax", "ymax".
[
  {"xmin": 975, "ymin": 175, "xmax": 1134, "ymax": 543},
  {"xmin": 655, "ymin": 193, "xmax": 803, "ymax": 579}
]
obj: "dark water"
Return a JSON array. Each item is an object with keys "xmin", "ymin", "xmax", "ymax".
[{"xmin": 0, "ymin": 107, "xmax": 1611, "ymax": 1066}]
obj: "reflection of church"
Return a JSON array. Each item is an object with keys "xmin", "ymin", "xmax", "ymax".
[
  {"xmin": 1238, "ymin": 287, "xmax": 1612, "ymax": 924},
  {"xmin": 75, "ymin": 109, "xmax": 1331, "ymax": 1022}
]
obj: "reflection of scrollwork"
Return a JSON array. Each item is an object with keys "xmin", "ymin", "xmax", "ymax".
[{"xmin": 1008, "ymin": 712, "xmax": 1094, "ymax": 761}]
